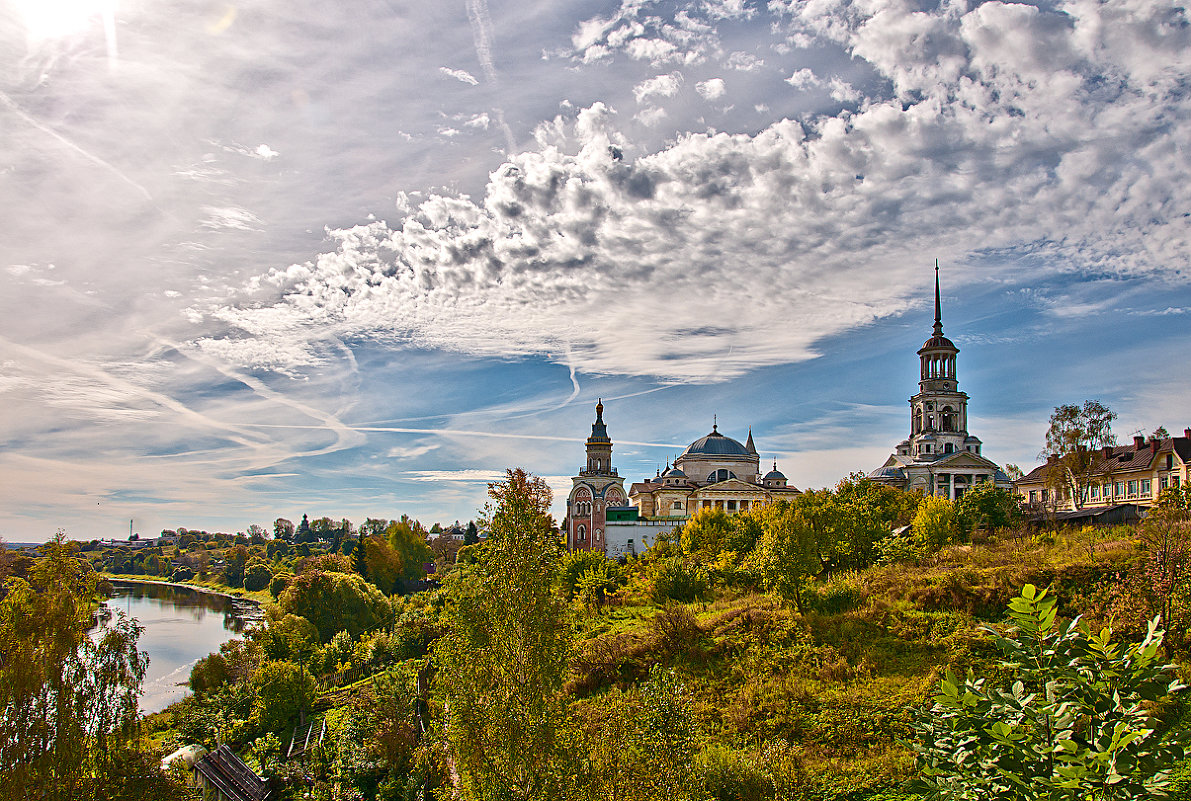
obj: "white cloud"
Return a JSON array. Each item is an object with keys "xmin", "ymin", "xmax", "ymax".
[
  {"xmin": 197, "ymin": 1, "xmax": 1191, "ymax": 386},
  {"xmin": 199, "ymin": 206, "xmax": 263, "ymax": 232},
  {"xmin": 725, "ymin": 51, "xmax": 764, "ymax": 71},
  {"xmin": 439, "ymin": 66, "xmax": 479, "ymax": 85},
  {"xmin": 696, "ymin": 78, "xmax": 726, "ymax": 100},
  {"xmin": 785, "ymin": 68, "xmax": 818, "ymax": 89},
  {"xmin": 633, "ymin": 72, "xmax": 684, "ymax": 104}
]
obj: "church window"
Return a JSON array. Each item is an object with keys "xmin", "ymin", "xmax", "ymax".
[
  {"xmin": 577, "ymin": 525, "xmax": 586, "ymax": 540},
  {"xmin": 707, "ymin": 469, "xmax": 737, "ymax": 483},
  {"xmin": 944, "ymin": 443, "xmax": 954, "ymax": 454}
]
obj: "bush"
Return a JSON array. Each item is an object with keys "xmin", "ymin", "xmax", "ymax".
[
  {"xmin": 251, "ymin": 660, "xmax": 316, "ymax": 734},
  {"xmin": 695, "ymin": 745, "xmax": 775, "ymax": 801},
  {"xmin": 559, "ymin": 549, "xmax": 611, "ymax": 600},
  {"xmin": 243, "ymin": 562, "xmax": 273, "ymax": 592},
  {"xmin": 649, "ymin": 557, "xmax": 709, "ymax": 604},
  {"xmin": 912, "ymin": 496, "xmax": 957, "ymax": 552},
  {"xmin": 269, "ymin": 571, "xmax": 292, "ymax": 599},
  {"xmin": 909, "ymin": 584, "xmax": 1189, "ymax": 800},
  {"xmin": 279, "ymin": 570, "xmax": 393, "ymax": 643}
]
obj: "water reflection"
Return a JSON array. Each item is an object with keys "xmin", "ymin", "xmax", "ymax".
[{"xmin": 98, "ymin": 581, "xmax": 260, "ymax": 714}]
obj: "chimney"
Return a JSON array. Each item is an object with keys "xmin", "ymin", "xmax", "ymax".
[
  {"xmin": 1134, "ymin": 435, "xmax": 1146, "ymax": 450},
  {"xmin": 1152, "ymin": 438, "xmax": 1160, "ymax": 454},
  {"xmin": 1185, "ymin": 427, "xmax": 1191, "ymax": 440},
  {"xmin": 1102, "ymin": 445, "xmax": 1113, "ymax": 459}
]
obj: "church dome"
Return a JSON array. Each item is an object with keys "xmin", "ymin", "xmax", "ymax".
[
  {"xmin": 661, "ymin": 465, "xmax": 687, "ymax": 478},
  {"xmin": 683, "ymin": 427, "xmax": 750, "ymax": 457},
  {"xmin": 763, "ymin": 467, "xmax": 786, "ymax": 480},
  {"xmin": 868, "ymin": 465, "xmax": 906, "ymax": 480},
  {"xmin": 919, "ymin": 334, "xmax": 957, "ymax": 352}
]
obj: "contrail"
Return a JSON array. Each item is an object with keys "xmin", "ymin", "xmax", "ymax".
[
  {"xmin": 0, "ymin": 92, "xmax": 155, "ymax": 205},
  {"xmin": 464, "ymin": 0, "xmax": 517, "ymax": 153},
  {"xmin": 242, "ymin": 422, "xmax": 685, "ymax": 450}
]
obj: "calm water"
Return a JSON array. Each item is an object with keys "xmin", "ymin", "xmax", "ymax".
[{"xmin": 98, "ymin": 582, "xmax": 261, "ymax": 714}]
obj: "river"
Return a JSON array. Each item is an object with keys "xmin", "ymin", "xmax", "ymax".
[{"xmin": 98, "ymin": 581, "xmax": 262, "ymax": 714}]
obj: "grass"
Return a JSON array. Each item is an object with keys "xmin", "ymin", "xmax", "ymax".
[{"xmin": 562, "ymin": 529, "xmax": 1151, "ymax": 799}]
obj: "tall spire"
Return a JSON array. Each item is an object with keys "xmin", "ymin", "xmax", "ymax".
[
  {"xmin": 745, "ymin": 427, "xmax": 757, "ymax": 455},
  {"xmin": 933, "ymin": 259, "xmax": 943, "ymax": 337}
]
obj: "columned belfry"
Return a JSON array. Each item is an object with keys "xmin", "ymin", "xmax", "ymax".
[
  {"xmin": 868, "ymin": 263, "xmax": 1012, "ymax": 498},
  {"xmin": 565, "ymin": 400, "xmax": 627, "ymax": 553},
  {"xmin": 908, "ymin": 263, "xmax": 972, "ymax": 460}
]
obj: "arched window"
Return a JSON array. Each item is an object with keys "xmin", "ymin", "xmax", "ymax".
[
  {"xmin": 944, "ymin": 443, "xmax": 954, "ymax": 454},
  {"xmin": 707, "ymin": 469, "xmax": 737, "ymax": 483},
  {"xmin": 577, "ymin": 525, "xmax": 586, "ymax": 540},
  {"xmin": 941, "ymin": 406, "xmax": 954, "ymax": 432}
]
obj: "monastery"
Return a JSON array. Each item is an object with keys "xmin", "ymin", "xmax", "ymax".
[{"xmin": 564, "ymin": 265, "xmax": 1012, "ymax": 558}]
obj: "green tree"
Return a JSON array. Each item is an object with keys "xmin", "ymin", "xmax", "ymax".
[
  {"xmin": 385, "ymin": 516, "xmax": 433, "ymax": 582},
  {"xmin": 909, "ymin": 584, "xmax": 1188, "ymax": 800},
  {"xmin": 223, "ymin": 543, "xmax": 249, "ymax": 587},
  {"xmin": 465, "ymin": 520, "xmax": 480, "ymax": 545},
  {"xmin": 434, "ymin": 468, "xmax": 573, "ymax": 800},
  {"xmin": 679, "ymin": 506, "xmax": 761, "ymax": 563},
  {"xmin": 956, "ymin": 483, "xmax": 1022, "ymax": 536},
  {"xmin": 0, "ymin": 533, "xmax": 184, "ymax": 799},
  {"xmin": 364, "ymin": 535, "xmax": 404, "ymax": 595},
  {"xmin": 912, "ymin": 495, "xmax": 957, "ymax": 551},
  {"xmin": 749, "ymin": 499, "xmax": 821, "ymax": 612},
  {"xmin": 251, "ymin": 660, "xmax": 316, "ymax": 734},
  {"xmin": 279, "ymin": 570, "xmax": 393, "ymax": 643},
  {"xmin": 243, "ymin": 561, "xmax": 273, "ymax": 592},
  {"xmin": 1042, "ymin": 400, "xmax": 1117, "ymax": 510}
]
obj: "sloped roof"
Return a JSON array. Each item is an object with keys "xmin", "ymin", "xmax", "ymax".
[
  {"xmin": 194, "ymin": 744, "xmax": 271, "ymax": 801},
  {"xmin": 1019, "ymin": 435, "xmax": 1191, "ymax": 485}
]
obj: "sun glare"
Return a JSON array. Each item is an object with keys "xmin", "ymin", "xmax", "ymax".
[{"xmin": 15, "ymin": 0, "xmax": 117, "ymax": 42}]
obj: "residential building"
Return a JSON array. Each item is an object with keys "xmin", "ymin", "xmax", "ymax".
[{"xmin": 1015, "ymin": 430, "xmax": 1191, "ymax": 511}]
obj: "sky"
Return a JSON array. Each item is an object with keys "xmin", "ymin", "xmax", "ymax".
[{"xmin": 2, "ymin": 0, "xmax": 1190, "ymax": 542}]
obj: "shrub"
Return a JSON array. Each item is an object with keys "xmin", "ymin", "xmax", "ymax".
[
  {"xmin": 243, "ymin": 562, "xmax": 273, "ymax": 592},
  {"xmin": 908, "ymin": 584, "xmax": 1189, "ymax": 800},
  {"xmin": 559, "ymin": 549, "xmax": 611, "ymax": 600},
  {"xmin": 695, "ymin": 744, "xmax": 775, "ymax": 801},
  {"xmin": 251, "ymin": 660, "xmax": 316, "ymax": 734},
  {"xmin": 279, "ymin": 570, "xmax": 393, "ymax": 643},
  {"xmin": 649, "ymin": 557, "xmax": 709, "ymax": 604},
  {"xmin": 912, "ymin": 496, "xmax": 958, "ymax": 552},
  {"xmin": 269, "ymin": 571, "xmax": 292, "ymax": 599}
]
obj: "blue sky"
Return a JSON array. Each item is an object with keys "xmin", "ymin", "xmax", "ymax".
[{"xmin": 3, "ymin": 0, "xmax": 1190, "ymax": 542}]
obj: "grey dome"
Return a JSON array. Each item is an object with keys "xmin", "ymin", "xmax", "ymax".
[
  {"xmin": 661, "ymin": 465, "xmax": 687, "ymax": 478},
  {"xmin": 683, "ymin": 429, "xmax": 750, "ymax": 457},
  {"xmin": 868, "ymin": 466, "xmax": 906, "ymax": 480},
  {"xmin": 964, "ymin": 435, "xmax": 982, "ymax": 443},
  {"xmin": 763, "ymin": 466, "xmax": 786, "ymax": 480}
]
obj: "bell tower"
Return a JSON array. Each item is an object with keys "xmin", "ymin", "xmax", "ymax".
[
  {"xmin": 565, "ymin": 400, "xmax": 626, "ymax": 553},
  {"xmin": 585, "ymin": 399, "xmax": 613, "ymax": 475},
  {"xmin": 908, "ymin": 263, "xmax": 973, "ymax": 460}
]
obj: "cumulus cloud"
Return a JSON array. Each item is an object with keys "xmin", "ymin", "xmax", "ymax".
[
  {"xmin": 197, "ymin": 1, "xmax": 1191, "ymax": 385},
  {"xmin": 633, "ymin": 72, "xmax": 684, "ymax": 104},
  {"xmin": 439, "ymin": 66, "xmax": 479, "ymax": 85},
  {"xmin": 696, "ymin": 78, "xmax": 726, "ymax": 100}
]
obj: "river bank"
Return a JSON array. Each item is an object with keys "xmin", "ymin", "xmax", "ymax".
[
  {"xmin": 103, "ymin": 575, "xmax": 265, "ymax": 605},
  {"xmin": 97, "ymin": 580, "xmax": 263, "ymax": 712}
]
